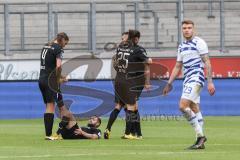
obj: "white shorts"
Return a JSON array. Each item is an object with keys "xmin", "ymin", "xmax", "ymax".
[{"xmin": 181, "ymin": 83, "xmax": 202, "ymax": 104}]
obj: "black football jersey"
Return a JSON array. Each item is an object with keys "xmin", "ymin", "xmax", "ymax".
[
  {"xmin": 79, "ymin": 126, "xmax": 101, "ymax": 139},
  {"xmin": 59, "ymin": 124, "xmax": 101, "ymax": 139},
  {"xmin": 115, "ymin": 44, "xmax": 149, "ymax": 81},
  {"xmin": 39, "ymin": 43, "xmax": 63, "ymax": 79}
]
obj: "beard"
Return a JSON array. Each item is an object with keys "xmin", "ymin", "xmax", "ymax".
[{"xmin": 87, "ymin": 123, "xmax": 95, "ymax": 128}]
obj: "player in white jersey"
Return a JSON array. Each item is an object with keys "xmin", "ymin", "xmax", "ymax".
[{"xmin": 163, "ymin": 20, "xmax": 215, "ymax": 149}]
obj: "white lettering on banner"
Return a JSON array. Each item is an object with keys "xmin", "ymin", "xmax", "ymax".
[
  {"xmin": 0, "ymin": 59, "xmax": 113, "ymax": 80},
  {"xmin": 0, "ymin": 63, "xmax": 39, "ymax": 80},
  {"xmin": 212, "ymin": 72, "xmax": 223, "ymax": 78},
  {"xmin": 228, "ymin": 71, "xmax": 240, "ymax": 78},
  {"xmin": 0, "ymin": 58, "xmax": 239, "ymax": 80}
]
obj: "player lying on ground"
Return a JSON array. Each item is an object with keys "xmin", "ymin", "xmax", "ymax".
[{"xmin": 47, "ymin": 114, "xmax": 101, "ymax": 140}]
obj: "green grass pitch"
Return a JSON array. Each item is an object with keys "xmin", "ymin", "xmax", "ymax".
[{"xmin": 0, "ymin": 116, "xmax": 240, "ymax": 160}]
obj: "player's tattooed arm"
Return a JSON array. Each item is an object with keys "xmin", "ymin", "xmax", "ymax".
[
  {"xmin": 56, "ymin": 58, "xmax": 68, "ymax": 83},
  {"xmin": 144, "ymin": 58, "xmax": 152, "ymax": 90},
  {"xmin": 56, "ymin": 58, "xmax": 62, "ymax": 82},
  {"xmin": 201, "ymin": 54, "xmax": 213, "ymax": 83},
  {"xmin": 201, "ymin": 54, "xmax": 215, "ymax": 96}
]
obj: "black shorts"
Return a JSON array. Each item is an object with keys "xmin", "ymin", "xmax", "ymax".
[
  {"xmin": 60, "ymin": 123, "xmax": 83, "ymax": 139},
  {"xmin": 38, "ymin": 78, "xmax": 64, "ymax": 107},
  {"xmin": 114, "ymin": 80, "xmax": 144, "ymax": 105}
]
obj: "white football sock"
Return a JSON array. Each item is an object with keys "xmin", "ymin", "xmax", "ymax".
[
  {"xmin": 182, "ymin": 108, "xmax": 204, "ymax": 137},
  {"xmin": 196, "ymin": 112, "xmax": 204, "ymax": 131}
]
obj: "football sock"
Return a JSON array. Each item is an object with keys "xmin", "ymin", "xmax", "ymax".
[
  {"xmin": 135, "ymin": 110, "xmax": 142, "ymax": 136},
  {"xmin": 125, "ymin": 110, "xmax": 134, "ymax": 135},
  {"xmin": 44, "ymin": 113, "xmax": 54, "ymax": 137},
  {"xmin": 57, "ymin": 116, "xmax": 69, "ymax": 135},
  {"xmin": 106, "ymin": 108, "xmax": 120, "ymax": 131},
  {"xmin": 182, "ymin": 108, "xmax": 204, "ymax": 137},
  {"xmin": 129, "ymin": 111, "xmax": 138, "ymax": 136},
  {"xmin": 196, "ymin": 112, "xmax": 204, "ymax": 131}
]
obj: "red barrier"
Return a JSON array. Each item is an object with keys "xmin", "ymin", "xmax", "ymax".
[{"xmin": 152, "ymin": 57, "xmax": 240, "ymax": 78}]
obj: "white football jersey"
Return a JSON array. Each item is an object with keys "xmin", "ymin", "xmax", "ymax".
[{"xmin": 177, "ymin": 36, "xmax": 208, "ymax": 87}]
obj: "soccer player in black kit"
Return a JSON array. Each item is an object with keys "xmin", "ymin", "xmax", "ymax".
[
  {"xmin": 38, "ymin": 32, "xmax": 69, "ymax": 140},
  {"xmin": 105, "ymin": 30, "xmax": 152, "ymax": 139},
  {"xmin": 56, "ymin": 115, "xmax": 102, "ymax": 140},
  {"xmin": 103, "ymin": 32, "xmax": 128, "ymax": 139}
]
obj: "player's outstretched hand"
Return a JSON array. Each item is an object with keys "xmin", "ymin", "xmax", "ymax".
[
  {"xmin": 208, "ymin": 82, "xmax": 215, "ymax": 96},
  {"xmin": 163, "ymin": 83, "xmax": 172, "ymax": 96}
]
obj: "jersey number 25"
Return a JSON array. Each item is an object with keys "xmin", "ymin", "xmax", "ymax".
[{"xmin": 117, "ymin": 52, "xmax": 130, "ymax": 70}]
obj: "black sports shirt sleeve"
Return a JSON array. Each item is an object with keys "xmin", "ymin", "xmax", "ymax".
[
  {"xmin": 54, "ymin": 45, "xmax": 63, "ymax": 59},
  {"xmin": 136, "ymin": 47, "xmax": 149, "ymax": 62}
]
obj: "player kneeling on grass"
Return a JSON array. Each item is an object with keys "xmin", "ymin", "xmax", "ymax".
[{"xmin": 48, "ymin": 115, "xmax": 101, "ymax": 140}]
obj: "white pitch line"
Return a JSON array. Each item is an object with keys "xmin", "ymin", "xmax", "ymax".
[
  {"xmin": 53, "ymin": 143, "xmax": 240, "ymax": 148},
  {"xmin": 0, "ymin": 143, "xmax": 240, "ymax": 149},
  {"xmin": 1, "ymin": 143, "xmax": 240, "ymax": 149},
  {"xmin": 0, "ymin": 151, "xmax": 238, "ymax": 159}
]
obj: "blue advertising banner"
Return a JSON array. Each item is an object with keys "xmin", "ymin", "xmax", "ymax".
[{"xmin": 0, "ymin": 79, "xmax": 239, "ymax": 119}]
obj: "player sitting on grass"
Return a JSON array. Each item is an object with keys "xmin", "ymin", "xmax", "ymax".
[{"xmin": 47, "ymin": 114, "xmax": 101, "ymax": 140}]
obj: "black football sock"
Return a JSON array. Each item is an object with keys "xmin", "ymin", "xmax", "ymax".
[
  {"xmin": 44, "ymin": 113, "xmax": 54, "ymax": 137},
  {"xmin": 129, "ymin": 111, "xmax": 137, "ymax": 135},
  {"xmin": 57, "ymin": 116, "xmax": 69, "ymax": 135},
  {"xmin": 125, "ymin": 110, "xmax": 134, "ymax": 135},
  {"xmin": 130, "ymin": 111, "xmax": 138, "ymax": 136},
  {"xmin": 130, "ymin": 124, "xmax": 135, "ymax": 135},
  {"xmin": 135, "ymin": 110, "xmax": 142, "ymax": 136},
  {"xmin": 56, "ymin": 128, "xmax": 61, "ymax": 135},
  {"xmin": 106, "ymin": 108, "xmax": 120, "ymax": 131}
]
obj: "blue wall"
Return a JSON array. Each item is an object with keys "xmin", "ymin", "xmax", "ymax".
[{"xmin": 0, "ymin": 79, "xmax": 239, "ymax": 119}]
